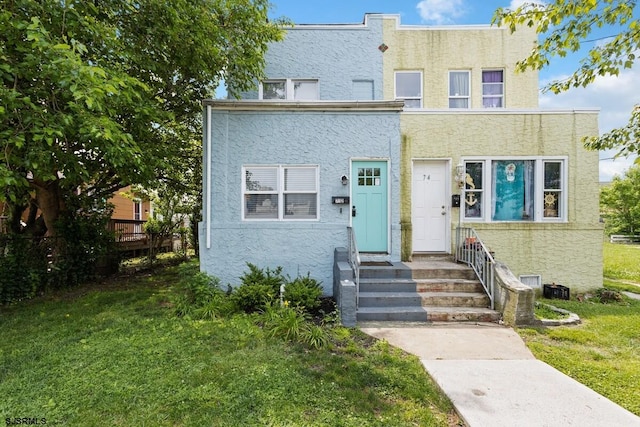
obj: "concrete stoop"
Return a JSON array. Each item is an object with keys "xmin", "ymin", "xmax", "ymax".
[{"xmin": 356, "ymin": 257, "xmax": 501, "ymax": 323}]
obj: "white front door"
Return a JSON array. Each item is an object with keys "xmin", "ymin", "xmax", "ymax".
[{"xmin": 412, "ymin": 161, "xmax": 449, "ymax": 252}]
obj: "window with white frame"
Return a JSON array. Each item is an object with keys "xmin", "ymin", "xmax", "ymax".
[
  {"xmin": 462, "ymin": 158, "xmax": 566, "ymax": 222},
  {"xmin": 260, "ymin": 79, "xmax": 319, "ymax": 100},
  {"xmin": 133, "ymin": 199, "xmax": 142, "ymax": 221},
  {"xmin": 464, "ymin": 162, "xmax": 484, "ymax": 218},
  {"xmin": 243, "ymin": 165, "xmax": 318, "ymax": 220},
  {"xmin": 543, "ymin": 161, "xmax": 562, "ymax": 219},
  {"xmin": 395, "ymin": 71, "xmax": 422, "ymax": 108},
  {"xmin": 482, "ymin": 70, "xmax": 504, "ymax": 108},
  {"xmin": 449, "ymin": 71, "xmax": 470, "ymax": 108}
]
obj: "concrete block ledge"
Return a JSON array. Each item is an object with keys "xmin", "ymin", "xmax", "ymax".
[{"xmin": 494, "ymin": 262, "xmax": 536, "ymax": 326}]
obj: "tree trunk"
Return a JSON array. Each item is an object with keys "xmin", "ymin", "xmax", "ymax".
[{"xmin": 34, "ymin": 180, "xmax": 65, "ymax": 237}]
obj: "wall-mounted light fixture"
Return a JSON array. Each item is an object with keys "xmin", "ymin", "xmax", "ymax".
[
  {"xmin": 455, "ymin": 163, "xmax": 465, "ymax": 188},
  {"xmin": 341, "ymin": 175, "xmax": 349, "ymax": 186}
]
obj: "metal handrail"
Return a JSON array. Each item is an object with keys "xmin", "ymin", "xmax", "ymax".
[
  {"xmin": 347, "ymin": 226, "xmax": 361, "ymax": 307},
  {"xmin": 455, "ymin": 227, "xmax": 495, "ymax": 309}
]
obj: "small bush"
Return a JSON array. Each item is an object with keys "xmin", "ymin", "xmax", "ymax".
[
  {"xmin": 284, "ymin": 274, "xmax": 322, "ymax": 312},
  {"xmin": 301, "ymin": 323, "xmax": 330, "ymax": 349},
  {"xmin": 259, "ymin": 303, "xmax": 329, "ymax": 349},
  {"xmin": 231, "ymin": 282, "xmax": 278, "ymax": 314},
  {"xmin": 232, "ymin": 263, "xmax": 286, "ymax": 313},
  {"xmin": 240, "ymin": 263, "xmax": 285, "ymax": 293},
  {"xmin": 173, "ymin": 272, "xmax": 232, "ymax": 319},
  {"xmin": 262, "ymin": 304, "xmax": 308, "ymax": 341}
]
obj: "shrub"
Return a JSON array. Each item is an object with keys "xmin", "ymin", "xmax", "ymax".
[
  {"xmin": 51, "ymin": 210, "xmax": 116, "ymax": 288},
  {"xmin": 172, "ymin": 272, "xmax": 232, "ymax": 319},
  {"xmin": 259, "ymin": 303, "xmax": 329, "ymax": 349},
  {"xmin": 240, "ymin": 263, "xmax": 285, "ymax": 293},
  {"xmin": 231, "ymin": 282, "xmax": 277, "ymax": 314},
  {"xmin": 0, "ymin": 235, "xmax": 47, "ymax": 303},
  {"xmin": 232, "ymin": 263, "xmax": 286, "ymax": 313},
  {"xmin": 284, "ymin": 274, "xmax": 322, "ymax": 312},
  {"xmin": 301, "ymin": 323, "xmax": 330, "ymax": 349},
  {"xmin": 262, "ymin": 304, "xmax": 308, "ymax": 341},
  {"xmin": 0, "ymin": 207, "xmax": 115, "ymax": 303}
]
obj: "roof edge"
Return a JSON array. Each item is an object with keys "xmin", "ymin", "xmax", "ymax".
[{"xmin": 202, "ymin": 99, "xmax": 406, "ymax": 112}]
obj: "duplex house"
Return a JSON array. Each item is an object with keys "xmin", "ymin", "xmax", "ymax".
[{"xmin": 200, "ymin": 14, "xmax": 602, "ymax": 298}]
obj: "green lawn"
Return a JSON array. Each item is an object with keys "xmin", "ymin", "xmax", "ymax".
[
  {"xmin": 603, "ymin": 241, "xmax": 640, "ymax": 282},
  {"xmin": 518, "ymin": 241, "xmax": 640, "ymax": 416},
  {"xmin": 0, "ymin": 260, "xmax": 457, "ymax": 426}
]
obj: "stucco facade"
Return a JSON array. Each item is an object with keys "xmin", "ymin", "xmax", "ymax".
[
  {"xmin": 400, "ymin": 111, "xmax": 603, "ymax": 291},
  {"xmin": 241, "ymin": 14, "xmax": 385, "ymax": 101},
  {"xmin": 381, "ymin": 16, "xmax": 539, "ymax": 109},
  {"xmin": 201, "ymin": 13, "xmax": 603, "ymax": 296},
  {"xmin": 200, "ymin": 102, "xmax": 403, "ymax": 292}
]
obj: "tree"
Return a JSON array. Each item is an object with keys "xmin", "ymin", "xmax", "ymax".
[
  {"xmin": 600, "ymin": 166, "xmax": 640, "ymax": 235},
  {"xmin": 493, "ymin": 0, "xmax": 640, "ymax": 159},
  {"xmin": 0, "ymin": 0, "xmax": 286, "ymax": 236}
]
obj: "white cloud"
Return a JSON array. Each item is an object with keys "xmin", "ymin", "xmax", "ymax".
[
  {"xmin": 416, "ymin": 0, "xmax": 465, "ymax": 25},
  {"xmin": 508, "ymin": 0, "xmax": 546, "ymax": 10},
  {"xmin": 540, "ymin": 66, "xmax": 640, "ymax": 181}
]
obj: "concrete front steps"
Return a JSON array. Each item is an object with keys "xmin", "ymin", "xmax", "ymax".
[{"xmin": 356, "ymin": 257, "xmax": 501, "ymax": 323}]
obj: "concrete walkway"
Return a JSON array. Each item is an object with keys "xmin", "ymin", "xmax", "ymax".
[{"xmin": 359, "ymin": 322, "xmax": 640, "ymax": 427}]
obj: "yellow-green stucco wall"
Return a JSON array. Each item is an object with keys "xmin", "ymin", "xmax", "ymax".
[
  {"xmin": 400, "ymin": 111, "xmax": 603, "ymax": 292},
  {"xmin": 382, "ymin": 17, "xmax": 539, "ymax": 109},
  {"xmin": 382, "ymin": 16, "xmax": 602, "ymax": 293}
]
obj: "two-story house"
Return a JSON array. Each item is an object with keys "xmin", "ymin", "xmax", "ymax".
[{"xmin": 199, "ymin": 14, "xmax": 602, "ymax": 300}]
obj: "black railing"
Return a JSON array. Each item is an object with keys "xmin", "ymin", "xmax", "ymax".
[{"xmin": 108, "ymin": 219, "xmax": 147, "ymax": 242}]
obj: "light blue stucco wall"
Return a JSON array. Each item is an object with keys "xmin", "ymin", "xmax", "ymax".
[
  {"xmin": 200, "ymin": 107, "xmax": 401, "ymax": 293},
  {"xmin": 240, "ymin": 15, "xmax": 384, "ymax": 100}
]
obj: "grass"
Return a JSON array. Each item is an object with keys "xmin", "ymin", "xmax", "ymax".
[
  {"xmin": 603, "ymin": 241, "xmax": 640, "ymax": 283},
  {"xmin": 0, "ymin": 260, "xmax": 458, "ymax": 426},
  {"xmin": 517, "ymin": 241, "xmax": 640, "ymax": 416},
  {"xmin": 534, "ymin": 302, "xmax": 570, "ymax": 320}
]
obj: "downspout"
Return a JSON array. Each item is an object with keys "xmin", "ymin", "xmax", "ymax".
[{"xmin": 206, "ymin": 104, "xmax": 212, "ymax": 249}]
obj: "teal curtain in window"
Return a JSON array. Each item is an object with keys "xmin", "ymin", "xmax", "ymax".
[{"xmin": 492, "ymin": 160, "xmax": 534, "ymax": 221}]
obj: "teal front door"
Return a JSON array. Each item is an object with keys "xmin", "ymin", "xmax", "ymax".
[{"xmin": 352, "ymin": 161, "xmax": 388, "ymax": 252}]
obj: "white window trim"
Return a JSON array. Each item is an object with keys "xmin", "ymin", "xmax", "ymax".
[
  {"xmin": 242, "ymin": 165, "xmax": 320, "ymax": 221},
  {"xmin": 394, "ymin": 70, "xmax": 423, "ymax": 109},
  {"xmin": 259, "ymin": 78, "xmax": 319, "ymax": 100},
  {"xmin": 482, "ymin": 68, "xmax": 505, "ymax": 108},
  {"xmin": 461, "ymin": 157, "xmax": 568, "ymax": 223},
  {"xmin": 133, "ymin": 199, "xmax": 142, "ymax": 221},
  {"xmin": 449, "ymin": 70, "xmax": 471, "ymax": 109}
]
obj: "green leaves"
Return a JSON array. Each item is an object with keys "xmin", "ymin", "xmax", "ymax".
[
  {"xmin": 493, "ymin": 0, "xmax": 640, "ymax": 157},
  {"xmin": 493, "ymin": 0, "xmax": 638, "ymax": 91},
  {"xmin": 600, "ymin": 165, "xmax": 640, "ymax": 235},
  {"xmin": 1, "ymin": 0, "xmax": 286, "ymax": 230}
]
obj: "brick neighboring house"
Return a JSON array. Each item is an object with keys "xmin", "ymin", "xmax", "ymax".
[{"xmin": 199, "ymin": 14, "xmax": 602, "ymax": 294}]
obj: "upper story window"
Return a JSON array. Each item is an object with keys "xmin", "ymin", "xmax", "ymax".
[
  {"xmin": 463, "ymin": 158, "xmax": 566, "ymax": 222},
  {"xmin": 133, "ymin": 199, "xmax": 142, "ymax": 221},
  {"xmin": 395, "ymin": 71, "xmax": 422, "ymax": 108},
  {"xmin": 449, "ymin": 71, "xmax": 470, "ymax": 108},
  {"xmin": 260, "ymin": 79, "xmax": 319, "ymax": 100},
  {"xmin": 482, "ymin": 70, "xmax": 504, "ymax": 108},
  {"xmin": 243, "ymin": 165, "xmax": 319, "ymax": 221}
]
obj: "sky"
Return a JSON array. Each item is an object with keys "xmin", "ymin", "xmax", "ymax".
[{"xmin": 266, "ymin": 0, "xmax": 639, "ymax": 181}]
